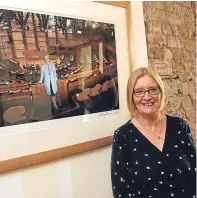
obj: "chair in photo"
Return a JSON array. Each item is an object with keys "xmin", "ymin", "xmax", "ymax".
[{"xmin": 0, "ymin": 92, "xmax": 34, "ymax": 126}]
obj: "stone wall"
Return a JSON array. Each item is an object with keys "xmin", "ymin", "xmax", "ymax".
[{"xmin": 143, "ymin": 2, "xmax": 196, "ymax": 139}]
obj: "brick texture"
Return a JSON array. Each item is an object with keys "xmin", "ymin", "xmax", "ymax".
[{"xmin": 143, "ymin": 1, "xmax": 196, "ymax": 139}]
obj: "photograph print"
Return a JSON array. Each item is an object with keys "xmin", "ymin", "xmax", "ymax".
[{"xmin": 0, "ymin": 8, "xmax": 119, "ymax": 127}]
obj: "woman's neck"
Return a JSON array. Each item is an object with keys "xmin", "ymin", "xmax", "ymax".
[{"xmin": 134, "ymin": 113, "xmax": 161, "ymax": 127}]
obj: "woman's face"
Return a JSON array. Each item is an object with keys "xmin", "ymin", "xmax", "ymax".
[
  {"xmin": 133, "ymin": 75, "xmax": 161, "ymax": 117},
  {"xmin": 44, "ymin": 56, "xmax": 49, "ymax": 64}
]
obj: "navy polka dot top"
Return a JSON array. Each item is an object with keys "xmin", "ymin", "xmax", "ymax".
[{"xmin": 111, "ymin": 115, "xmax": 196, "ymax": 198}]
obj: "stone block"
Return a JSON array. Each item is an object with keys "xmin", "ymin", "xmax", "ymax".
[
  {"xmin": 163, "ymin": 24, "xmax": 172, "ymax": 35},
  {"xmin": 171, "ymin": 48, "xmax": 182, "ymax": 60},
  {"xmin": 164, "ymin": 2, "xmax": 173, "ymax": 12},
  {"xmin": 179, "ymin": 25, "xmax": 189, "ymax": 38},
  {"xmin": 143, "ymin": 8, "xmax": 157, "ymax": 21},
  {"xmin": 163, "ymin": 47, "xmax": 173, "ymax": 59},
  {"xmin": 173, "ymin": 60, "xmax": 185, "ymax": 75},
  {"xmin": 176, "ymin": 38, "xmax": 182, "ymax": 48},
  {"xmin": 182, "ymin": 17, "xmax": 195, "ymax": 26},
  {"xmin": 181, "ymin": 2, "xmax": 192, "ymax": 8},
  {"xmin": 143, "ymin": 2, "xmax": 156, "ymax": 9},
  {"xmin": 167, "ymin": 35, "xmax": 182, "ymax": 48},
  {"xmin": 154, "ymin": 48, "xmax": 164, "ymax": 59},
  {"xmin": 184, "ymin": 9, "xmax": 195, "ymax": 22},
  {"xmin": 167, "ymin": 35, "xmax": 174, "ymax": 48},
  {"xmin": 147, "ymin": 34, "xmax": 167, "ymax": 47},
  {"xmin": 179, "ymin": 71, "xmax": 192, "ymax": 82},
  {"xmin": 163, "ymin": 80, "xmax": 174, "ymax": 96},
  {"xmin": 146, "ymin": 34, "xmax": 154, "ymax": 45},
  {"xmin": 144, "ymin": 8, "xmax": 166, "ymax": 21},
  {"xmin": 155, "ymin": 1, "xmax": 165, "ymax": 10},
  {"xmin": 153, "ymin": 59, "xmax": 172, "ymax": 75},
  {"xmin": 188, "ymin": 81, "xmax": 196, "ymax": 101},
  {"xmin": 171, "ymin": 60, "xmax": 184, "ymax": 77},
  {"xmin": 152, "ymin": 20, "xmax": 162, "ymax": 33},
  {"xmin": 185, "ymin": 108, "xmax": 196, "ymax": 122},
  {"xmin": 188, "ymin": 25, "xmax": 196, "ymax": 38},
  {"xmin": 165, "ymin": 95, "xmax": 183, "ymax": 114},
  {"xmin": 155, "ymin": 2, "xmax": 165, "ymax": 10},
  {"xmin": 182, "ymin": 96, "xmax": 192, "ymax": 110},
  {"xmin": 166, "ymin": 12, "xmax": 182, "ymax": 25},
  {"xmin": 148, "ymin": 59, "xmax": 154, "ymax": 67},
  {"xmin": 181, "ymin": 96, "xmax": 196, "ymax": 121},
  {"xmin": 167, "ymin": 35, "xmax": 177, "ymax": 48},
  {"xmin": 155, "ymin": 9, "xmax": 166, "ymax": 21},
  {"xmin": 153, "ymin": 34, "xmax": 167, "ymax": 47},
  {"xmin": 182, "ymin": 82, "xmax": 189, "ymax": 95},
  {"xmin": 186, "ymin": 61, "xmax": 196, "ymax": 77},
  {"xmin": 144, "ymin": 21, "xmax": 153, "ymax": 33},
  {"xmin": 182, "ymin": 49, "xmax": 193, "ymax": 61},
  {"xmin": 183, "ymin": 39, "xmax": 196, "ymax": 52},
  {"xmin": 172, "ymin": 2, "xmax": 182, "ymax": 17},
  {"xmin": 191, "ymin": 2, "xmax": 196, "ymax": 14},
  {"xmin": 172, "ymin": 25, "xmax": 181, "ymax": 36},
  {"xmin": 147, "ymin": 47, "xmax": 155, "ymax": 58},
  {"xmin": 173, "ymin": 79, "xmax": 181, "ymax": 94},
  {"xmin": 180, "ymin": 5, "xmax": 189, "ymax": 17}
]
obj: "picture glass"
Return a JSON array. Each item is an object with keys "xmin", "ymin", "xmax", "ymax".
[{"xmin": 0, "ymin": 8, "xmax": 119, "ymax": 128}]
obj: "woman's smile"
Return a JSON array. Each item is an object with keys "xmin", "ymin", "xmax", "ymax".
[{"xmin": 142, "ymin": 102, "xmax": 154, "ymax": 106}]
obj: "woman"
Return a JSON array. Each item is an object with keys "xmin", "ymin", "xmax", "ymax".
[
  {"xmin": 39, "ymin": 55, "xmax": 61, "ymax": 111},
  {"xmin": 111, "ymin": 67, "xmax": 196, "ymax": 198}
]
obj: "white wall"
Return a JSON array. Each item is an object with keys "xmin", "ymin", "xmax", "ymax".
[
  {"xmin": 0, "ymin": 146, "xmax": 112, "ymax": 198},
  {"xmin": 0, "ymin": 2, "xmax": 147, "ymax": 198},
  {"xmin": 129, "ymin": 2, "xmax": 148, "ymax": 69}
]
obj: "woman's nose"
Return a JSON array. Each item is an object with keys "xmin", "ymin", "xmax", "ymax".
[{"xmin": 143, "ymin": 91, "xmax": 151, "ymax": 99}]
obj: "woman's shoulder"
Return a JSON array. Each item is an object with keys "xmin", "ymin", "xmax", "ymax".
[
  {"xmin": 166, "ymin": 114, "xmax": 191, "ymax": 135},
  {"xmin": 166, "ymin": 114, "xmax": 188, "ymax": 126},
  {"xmin": 41, "ymin": 63, "xmax": 47, "ymax": 68},
  {"xmin": 113, "ymin": 120, "xmax": 132, "ymax": 137},
  {"xmin": 112, "ymin": 120, "xmax": 132, "ymax": 146}
]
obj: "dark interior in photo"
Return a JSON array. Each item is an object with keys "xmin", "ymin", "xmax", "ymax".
[{"xmin": 0, "ymin": 8, "xmax": 119, "ymax": 127}]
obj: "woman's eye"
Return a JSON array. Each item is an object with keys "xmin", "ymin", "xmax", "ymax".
[
  {"xmin": 136, "ymin": 90, "xmax": 144, "ymax": 94},
  {"xmin": 150, "ymin": 88, "xmax": 158, "ymax": 92}
]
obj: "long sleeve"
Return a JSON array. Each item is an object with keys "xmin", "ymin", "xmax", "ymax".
[
  {"xmin": 111, "ymin": 78, "xmax": 119, "ymax": 107},
  {"xmin": 39, "ymin": 67, "xmax": 44, "ymax": 83},
  {"xmin": 180, "ymin": 119, "xmax": 196, "ymax": 167},
  {"xmin": 179, "ymin": 118, "xmax": 196, "ymax": 197},
  {"xmin": 53, "ymin": 64, "xmax": 58, "ymax": 81},
  {"xmin": 111, "ymin": 129, "xmax": 132, "ymax": 198}
]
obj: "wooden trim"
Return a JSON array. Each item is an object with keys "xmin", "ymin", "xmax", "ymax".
[
  {"xmin": 97, "ymin": 1, "xmax": 130, "ymax": 8},
  {"xmin": 0, "ymin": 136, "xmax": 113, "ymax": 173}
]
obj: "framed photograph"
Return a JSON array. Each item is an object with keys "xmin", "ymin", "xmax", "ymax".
[{"xmin": 0, "ymin": 1, "xmax": 131, "ymax": 172}]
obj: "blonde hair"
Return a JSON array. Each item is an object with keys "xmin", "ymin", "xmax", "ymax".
[{"xmin": 127, "ymin": 67, "xmax": 165, "ymax": 116}]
